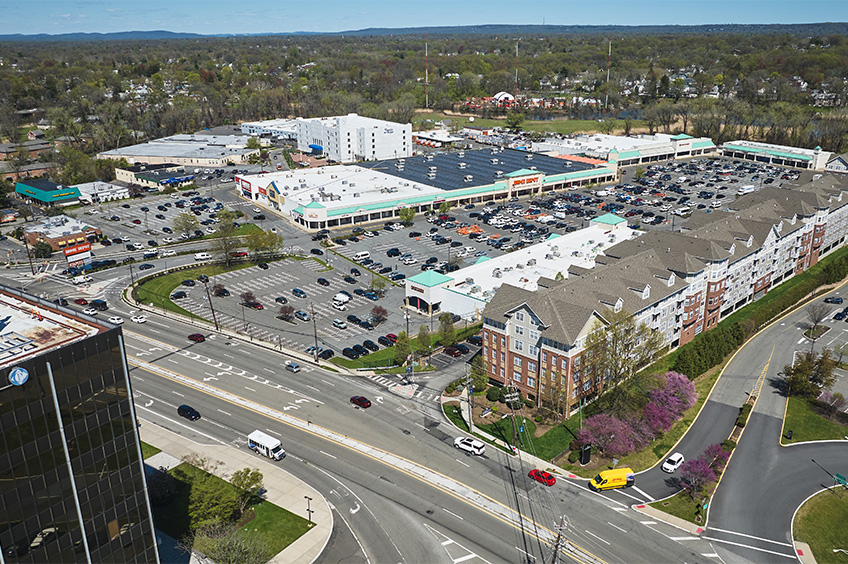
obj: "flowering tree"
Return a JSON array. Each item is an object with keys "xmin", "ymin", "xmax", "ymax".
[
  {"xmin": 642, "ymin": 400, "xmax": 676, "ymax": 434},
  {"xmin": 701, "ymin": 443, "xmax": 730, "ymax": 472},
  {"xmin": 650, "ymin": 372, "xmax": 697, "ymax": 419},
  {"xmin": 679, "ymin": 458, "xmax": 716, "ymax": 498},
  {"xmin": 576, "ymin": 414, "xmax": 634, "ymax": 458}
]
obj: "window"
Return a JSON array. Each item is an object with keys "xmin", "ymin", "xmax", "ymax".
[
  {"xmin": 529, "ymin": 330, "xmax": 539, "ymax": 341},
  {"xmin": 501, "ymin": 336, "xmax": 506, "ymax": 346},
  {"xmin": 515, "ymin": 340, "xmax": 523, "ymax": 351},
  {"xmin": 561, "ymin": 358, "xmax": 568, "ymax": 369},
  {"xmin": 551, "ymin": 355, "xmax": 557, "ymax": 365},
  {"xmin": 527, "ymin": 377, "xmax": 536, "ymax": 388},
  {"xmin": 484, "ymin": 331, "xmax": 489, "ymax": 341},
  {"xmin": 513, "ymin": 371, "xmax": 522, "ymax": 383},
  {"xmin": 501, "ymin": 352, "xmax": 505, "ymax": 362},
  {"xmin": 542, "ymin": 352, "xmax": 547, "ymax": 363},
  {"xmin": 491, "ymin": 363, "xmax": 496, "ymax": 373},
  {"xmin": 513, "ymin": 357, "xmax": 522, "ymax": 367},
  {"xmin": 500, "ymin": 367, "xmax": 505, "ymax": 378},
  {"xmin": 516, "ymin": 312, "xmax": 525, "ymax": 321},
  {"xmin": 528, "ymin": 361, "xmax": 537, "ymax": 372},
  {"xmin": 483, "ymin": 346, "xmax": 488, "ymax": 356},
  {"xmin": 573, "ymin": 373, "xmax": 579, "ymax": 383},
  {"xmin": 514, "ymin": 326, "xmax": 524, "ymax": 336},
  {"xmin": 528, "ymin": 345, "xmax": 538, "ymax": 356}
]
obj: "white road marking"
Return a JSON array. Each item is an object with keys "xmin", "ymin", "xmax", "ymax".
[
  {"xmin": 217, "ymin": 409, "xmax": 231, "ymax": 416},
  {"xmin": 584, "ymin": 529, "xmax": 610, "ymax": 545},
  {"xmin": 629, "ymin": 485, "xmax": 655, "ymax": 501},
  {"xmin": 244, "ymin": 386, "xmax": 256, "ymax": 392},
  {"xmin": 706, "ymin": 528, "xmax": 793, "ymax": 547},
  {"xmin": 669, "ymin": 536, "xmax": 700, "ymax": 541},
  {"xmin": 455, "ymin": 458, "xmax": 469, "ymax": 467},
  {"xmin": 443, "ymin": 508, "xmax": 464, "ymax": 520},
  {"xmin": 320, "ymin": 451, "xmax": 337, "ymax": 459},
  {"xmin": 607, "ymin": 522, "xmax": 627, "ymax": 533},
  {"xmin": 701, "ymin": 536, "xmax": 795, "ymax": 558},
  {"xmin": 641, "ymin": 521, "xmax": 657, "ymax": 525},
  {"xmin": 171, "ymin": 391, "xmax": 184, "ymax": 397}
]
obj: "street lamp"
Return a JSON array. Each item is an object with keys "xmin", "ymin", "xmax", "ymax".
[{"xmin": 304, "ymin": 496, "xmax": 313, "ymax": 525}]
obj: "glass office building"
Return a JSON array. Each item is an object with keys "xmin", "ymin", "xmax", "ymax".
[{"xmin": 0, "ymin": 288, "xmax": 159, "ymax": 563}]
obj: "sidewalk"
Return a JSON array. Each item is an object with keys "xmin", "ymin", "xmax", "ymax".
[{"xmin": 139, "ymin": 421, "xmax": 332, "ymax": 564}]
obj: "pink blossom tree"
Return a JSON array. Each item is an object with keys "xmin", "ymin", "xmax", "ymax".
[
  {"xmin": 679, "ymin": 458, "xmax": 716, "ymax": 498},
  {"xmin": 649, "ymin": 371, "xmax": 697, "ymax": 419},
  {"xmin": 576, "ymin": 414, "xmax": 635, "ymax": 457},
  {"xmin": 642, "ymin": 400, "xmax": 675, "ymax": 434},
  {"xmin": 701, "ymin": 443, "xmax": 730, "ymax": 472}
]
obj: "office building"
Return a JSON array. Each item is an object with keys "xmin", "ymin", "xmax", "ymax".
[
  {"xmin": 0, "ymin": 287, "xmax": 159, "ymax": 562},
  {"xmin": 295, "ymin": 113, "xmax": 412, "ymax": 163}
]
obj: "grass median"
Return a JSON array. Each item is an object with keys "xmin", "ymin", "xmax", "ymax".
[
  {"xmin": 782, "ymin": 396, "xmax": 848, "ymax": 443},
  {"xmin": 794, "ymin": 488, "xmax": 848, "ymax": 564}
]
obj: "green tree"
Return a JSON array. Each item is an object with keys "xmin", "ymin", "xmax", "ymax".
[
  {"xmin": 245, "ymin": 228, "xmax": 284, "ymax": 256},
  {"xmin": 394, "ymin": 331, "xmax": 412, "ymax": 365},
  {"xmin": 505, "ymin": 111, "xmax": 525, "ymax": 131},
  {"xmin": 369, "ymin": 277, "xmax": 386, "ymax": 296},
  {"xmin": 438, "ymin": 202, "xmax": 452, "ymax": 214},
  {"xmin": 438, "ymin": 313, "xmax": 456, "ymax": 347},
  {"xmin": 468, "ymin": 354, "xmax": 488, "ymax": 392},
  {"xmin": 633, "ymin": 167, "xmax": 646, "ymax": 180},
  {"xmin": 416, "ymin": 324, "xmax": 431, "ymax": 356},
  {"xmin": 398, "ymin": 208, "xmax": 415, "ymax": 224},
  {"xmin": 230, "ymin": 467, "xmax": 264, "ymax": 515},
  {"xmin": 32, "ymin": 241, "xmax": 53, "ymax": 258},
  {"xmin": 173, "ymin": 212, "xmax": 200, "ymax": 238},
  {"xmin": 246, "ymin": 136, "xmax": 261, "ymax": 149},
  {"xmin": 181, "ymin": 522, "xmax": 272, "ymax": 564},
  {"xmin": 182, "ymin": 470, "xmax": 238, "ymax": 531},
  {"xmin": 212, "ymin": 210, "xmax": 241, "ymax": 263},
  {"xmin": 783, "ymin": 349, "xmax": 837, "ymax": 397}
]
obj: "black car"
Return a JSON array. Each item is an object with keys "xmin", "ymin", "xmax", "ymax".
[
  {"xmin": 409, "ymin": 231, "xmax": 421, "ymax": 238},
  {"xmin": 426, "ymin": 256, "xmax": 438, "ymax": 264},
  {"xmin": 350, "ymin": 268, "xmax": 361, "ymax": 276},
  {"xmin": 386, "ymin": 248, "xmax": 401, "ymax": 257},
  {"xmin": 317, "ymin": 277, "xmax": 330, "ymax": 286},
  {"xmin": 352, "ymin": 344, "xmax": 368, "ymax": 356},
  {"xmin": 318, "ymin": 349, "xmax": 335, "ymax": 360},
  {"xmin": 177, "ymin": 404, "xmax": 201, "ymax": 421},
  {"xmin": 258, "ymin": 262, "xmax": 269, "ymax": 270},
  {"xmin": 359, "ymin": 320, "xmax": 374, "ymax": 330},
  {"xmin": 53, "ymin": 298, "xmax": 69, "ymax": 306},
  {"xmin": 163, "ymin": 226, "xmax": 173, "ymax": 233},
  {"xmin": 138, "ymin": 263, "xmax": 155, "ymax": 271},
  {"xmin": 182, "ymin": 279, "xmax": 196, "ymax": 287},
  {"xmin": 390, "ymin": 273, "xmax": 406, "ymax": 281},
  {"xmin": 148, "ymin": 240, "xmax": 158, "ymax": 247},
  {"xmin": 363, "ymin": 339, "xmax": 379, "ymax": 352},
  {"xmin": 467, "ymin": 335, "xmax": 483, "ymax": 346},
  {"xmin": 347, "ymin": 314, "xmax": 361, "ymax": 324},
  {"xmin": 342, "ymin": 347, "xmax": 359, "ymax": 359},
  {"xmin": 171, "ymin": 291, "xmax": 187, "ymax": 299},
  {"xmin": 378, "ymin": 335, "xmax": 393, "ymax": 347},
  {"xmin": 197, "ymin": 274, "xmax": 209, "ymax": 283},
  {"xmin": 275, "ymin": 296, "xmax": 289, "ymax": 304},
  {"xmin": 344, "ymin": 276, "xmax": 357, "ymax": 284},
  {"xmin": 354, "ymin": 288, "xmax": 366, "ymax": 296},
  {"xmin": 253, "ymin": 214, "xmax": 266, "ymax": 220},
  {"xmin": 311, "ymin": 248, "xmax": 324, "ymax": 256},
  {"xmin": 361, "ymin": 258, "xmax": 373, "ymax": 266},
  {"xmin": 379, "ymin": 266, "xmax": 393, "ymax": 274},
  {"xmin": 824, "ymin": 296, "xmax": 844, "ymax": 304},
  {"xmin": 454, "ymin": 343, "xmax": 470, "ymax": 354}
]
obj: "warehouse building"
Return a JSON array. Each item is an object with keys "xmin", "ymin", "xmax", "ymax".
[
  {"xmin": 295, "ymin": 113, "xmax": 412, "ymax": 163},
  {"xmin": 97, "ymin": 134, "xmax": 258, "ymax": 167},
  {"xmin": 532, "ymin": 132, "xmax": 717, "ymax": 166},
  {"xmin": 24, "ymin": 215, "xmax": 101, "ymax": 251}
]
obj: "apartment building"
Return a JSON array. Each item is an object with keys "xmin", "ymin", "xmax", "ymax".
[
  {"xmin": 295, "ymin": 113, "xmax": 412, "ymax": 164},
  {"xmin": 481, "ymin": 176, "xmax": 848, "ymax": 415}
]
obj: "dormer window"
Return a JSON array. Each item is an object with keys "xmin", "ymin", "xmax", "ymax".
[
  {"xmin": 614, "ymin": 298, "xmax": 623, "ymax": 313},
  {"xmin": 642, "ymin": 284, "xmax": 651, "ymax": 300}
]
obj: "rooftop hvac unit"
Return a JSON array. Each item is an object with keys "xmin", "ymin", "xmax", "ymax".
[
  {"xmin": 495, "ymin": 170, "xmax": 504, "ymax": 178},
  {"xmin": 465, "ymin": 277, "xmax": 474, "ymax": 284},
  {"xmin": 526, "ymin": 154, "xmax": 533, "ymax": 160},
  {"xmin": 353, "ymin": 193, "xmax": 360, "ymax": 198},
  {"xmin": 458, "ymin": 162, "xmax": 467, "ymax": 169},
  {"xmin": 429, "ymin": 166, "xmax": 437, "ymax": 171},
  {"xmin": 527, "ymin": 259, "xmax": 536, "ymax": 266},
  {"xmin": 342, "ymin": 180, "xmax": 348, "ymax": 184},
  {"xmin": 331, "ymin": 175, "xmax": 337, "ymax": 179},
  {"xmin": 464, "ymin": 175, "xmax": 473, "ymax": 182},
  {"xmin": 427, "ymin": 154, "xmax": 434, "ymax": 161},
  {"xmin": 492, "ymin": 269, "xmax": 502, "ymax": 278},
  {"xmin": 530, "ymin": 166, "xmax": 537, "ymax": 170},
  {"xmin": 349, "ymin": 182, "xmax": 355, "ymax": 187},
  {"xmin": 516, "ymin": 263, "xmax": 525, "ymax": 269},
  {"xmin": 458, "ymin": 151, "xmax": 465, "ymax": 157},
  {"xmin": 470, "ymin": 285, "xmax": 482, "ymax": 294}
]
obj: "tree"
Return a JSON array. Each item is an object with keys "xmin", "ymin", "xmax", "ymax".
[
  {"xmin": 245, "ymin": 228, "xmax": 284, "ymax": 256},
  {"xmin": 369, "ymin": 277, "xmax": 386, "ymax": 296},
  {"xmin": 211, "ymin": 215, "xmax": 240, "ymax": 263},
  {"xmin": 146, "ymin": 466, "xmax": 179, "ymax": 507},
  {"xmin": 505, "ymin": 111, "xmax": 525, "ymax": 131},
  {"xmin": 416, "ymin": 324, "xmax": 431, "ymax": 356},
  {"xmin": 783, "ymin": 349, "xmax": 837, "ymax": 397},
  {"xmin": 246, "ymin": 136, "xmax": 261, "ymax": 150},
  {"xmin": 438, "ymin": 312, "xmax": 456, "ymax": 347},
  {"xmin": 438, "ymin": 202, "xmax": 452, "ymax": 214},
  {"xmin": 32, "ymin": 241, "xmax": 53, "ymax": 258},
  {"xmin": 834, "ymin": 342, "xmax": 848, "ymax": 365},
  {"xmin": 584, "ymin": 308, "xmax": 664, "ymax": 414},
  {"xmin": 230, "ymin": 467, "xmax": 264, "ymax": 515},
  {"xmin": 173, "ymin": 212, "xmax": 200, "ymax": 238},
  {"xmin": 398, "ymin": 208, "xmax": 415, "ymax": 224},
  {"xmin": 819, "ymin": 390, "xmax": 847, "ymax": 420},
  {"xmin": 575, "ymin": 413, "xmax": 635, "ymax": 458},
  {"xmin": 805, "ymin": 303, "xmax": 830, "ymax": 332},
  {"xmin": 371, "ymin": 305, "xmax": 388, "ymax": 324},
  {"xmin": 278, "ymin": 304, "xmax": 294, "ymax": 321},
  {"xmin": 633, "ymin": 167, "xmax": 646, "ymax": 180},
  {"xmin": 212, "ymin": 283, "xmax": 228, "ymax": 297},
  {"xmin": 701, "ymin": 443, "xmax": 730, "ymax": 473},
  {"xmin": 180, "ymin": 522, "xmax": 272, "ymax": 564},
  {"xmin": 239, "ymin": 290, "xmax": 256, "ymax": 305},
  {"xmin": 393, "ymin": 331, "xmax": 412, "ymax": 365},
  {"xmin": 679, "ymin": 458, "xmax": 716, "ymax": 499},
  {"xmin": 468, "ymin": 354, "xmax": 488, "ymax": 392},
  {"xmin": 174, "ymin": 465, "xmax": 238, "ymax": 530}
]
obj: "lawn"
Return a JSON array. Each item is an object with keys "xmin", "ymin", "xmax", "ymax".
[
  {"xmin": 152, "ymin": 463, "xmax": 312, "ymax": 552},
  {"xmin": 649, "ymin": 491, "xmax": 707, "ymax": 525},
  {"xmin": 134, "ymin": 262, "xmax": 256, "ymax": 318},
  {"xmin": 794, "ymin": 489, "xmax": 848, "ymax": 564},
  {"xmin": 140, "ymin": 442, "xmax": 161, "ymax": 459},
  {"xmin": 413, "ymin": 111, "xmax": 645, "ymax": 136},
  {"xmin": 783, "ymin": 396, "xmax": 848, "ymax": 444}
]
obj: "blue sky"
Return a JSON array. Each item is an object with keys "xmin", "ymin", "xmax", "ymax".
[{"xmin": 6, "ymin": 0, "xmax": 841, "ymax": 35}]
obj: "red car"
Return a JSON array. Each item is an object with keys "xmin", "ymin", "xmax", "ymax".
[
  {"xmin": 386, "ymin": 333, "xmax": 397, "ymax": 344},
  {"xmin": 350, "ymin": 396, "xmax": 371, "ymax": 409},
  {"xmin": 132, "ymin": 219, "xmax": 142, "ymax": 224},
  {"xmin": 528, "ymin": 469, "xmax": 556, "ymax": 486},
  {"xmin": 188, "ymin": 333, "xmax": 206, "ymax": 343},
  {"xmin": 245, "ymin": 301, "xmax": 264, "ymax": 310},
  {"xmin": 443, "ymin": 346, "xmax": 461, "ymax": 357},
  {"xmin": 73, "ymin": 298, "xmax": 88, "ymax": 305},
  {"xmin": 229, "ymin": 251, "xmax": 248, "ymax": 257}
]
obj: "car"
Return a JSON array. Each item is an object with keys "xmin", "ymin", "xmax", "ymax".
[
  {"xmin": 317, "ymin": 277, "xmax": 330, "ymax": 286},
  {"xmin": 467, "ymin": 335, "xmax": 483, "ymax": 346},
  {"xmin": 161, "ymin": 249, "xmax": 176, "ymax": 257},
  {"xmin": 835, "ymin": 312, "xmax": 846, "ymax": 321},
  {"xmin": 344, "ymin": 275, "xmax": 357, "ymax": 284},
  {"xmin": 443, "ymin": 346, "xmax": 462, "ymax": 357},
  {"xmin": 258, "ymin": 262, "xmax": 269, "ymax": 270},
  {"xmin": 402, "ymin": 257, "xmax": 417, "ymax": 265},
  {"xmin": 187, "ymin": 333, "xmax": 206, "ymax": 343},
  {"xmin": 292, "ymin": 288, "xmax": 307, "ymax": 298},
  {"xmin": 53, "ymin": 297, "xmax": 69, "ymax": 306},
  {"xmin": 311, "ymin": 248, "xmax": 324, "ymax": 256},
  {"xmin": 359, "ymin": 320, "xmax": 374, "ymax": 330},
  {"xmin": 332, "ymin": 301, "xmax": 347, "ymax": 311},
  {"xmin": 352, "ymin": 344, "xmax": 368, "ymax": 356},
  {"xmin": 363, "ymin": 339, "xmax": 379, "ymax": 352},
  {"xmin": 390, "ymin": 273, "xmax": 406, "ymax": 281},
  {"xmin": 528, "ymin": 469, "xmax": 556, "ymax": 486},
  {"xmin": 333, "ymin": 319, "xmax": 348, "ymax": 329},
  {"xmin": 171, "ymin": 291, "xmax": 187, "ymax": 299},
  {"xmin": 454, "ymin": 436, "xmax": 486, "ymax": 456},
  {"xmin": 132, "ymin": 219, "xmax": 141, "ymax": 224},
  {"xmin": 82, "ymin": 307, "xmax": 98, "ymax": 316},
  {"xmin": 275, "ymin": 296, "xmax": 289, "ymax": 304},
  {"xmin": 230, "ymin": 251, "xmax": 248, "ymax": 258},
  {"xmin": 342, "ymin": 347, "xmax": 359, "ymax": 359},
  {"xmin": 177, "ymin": 404, "xmax": 201, "ymax": 420},
  {"xmin": 182, "ymin": 279, "xmax": 196, "ymax": 287},
  {"xmin": 825, "ymin": 296, "xmax": 844, "ymax": 304},
  {"xmin": 454, "ymin": 343, "xmax": 470, "ymax": 354},
  {"xmin": 354, "ymin": 288, "xmax": 366, "ymax": 297},
  {"xmin": 155, "ymin": 214, "xmax": 166, "ymax": 220},
  {"xmin": 318, "ymin": 349, "xmax": 335, "ymax": 360},
  {"xmin": 245, "ymin": 301, "xmax": 264, "ymax": 310},
  {"xmin": 346, "ymin": 314, "xmax": 361, "ymax": 324},
  {"xmin": 140, "ymin": 206, "xmax": 149, "ymax": 212},
  {"xmin": 253, "ymin": 207, "xmax": 261, "ymax": 213},
  {"xmin": 385, "ymin": 333, "xmax": 397, "ymax": 344},
  {"xmin": 138, "ymin": 263, "xmax": 155, "ymax": 271},
  {"xmin": 131, "ymin": 315, "xmax": 147, "ymax": 323},
  {"xmin": 364, "ymin": 291, "xmax": 379, "ymax": 301},
  {"xmin": 122, "ymin": 203, "xmax": 131, "ymax": 209},
  {"xmin": 285, "ymin": 360, "xmax": 301, "ymax": 373},
  {"xmin": 294, "ymin": 310, "xmax": 310, "ymax": 321},
  {"xmin": 107, "ymin": 316, "xmax": 124, "ymax": 324},
  {"xmin": 409, "ymin": 231, "xmax": 421, "ymax": 238},
  {"xmin": 197, "ymin": 274, "xmax": 209, "ymax": 283},
  {"xmin": 74, "ymin": 298, "xmax": 88, "ymax": 305},
  {"xmin": 386, "ymin": 248, "xmax": 401, "ymax": 257},
  {"xmin": 379, "ymin": 266, "xmax": 393, "ymax": 274},
  {"xmin": 110, "ymin": 215, "xmax": 121, "ymax": 221},
  {"xmin": 350, "ymin": 267, "xmax": 361, "ymax": 276},
  {"xmin": 378, "ymin": 335, "xmax": 393, "ymax": 347},
  {"xmin": 253, "ymin": 214, "xmax": 266, "ymax": 220},
  {"xmin": 661, "ymin": 452, "xmax": 685, "ymax": 473},
  {"xmin": 350, "ymin": 396, "xmax": 372, "ymax": 409}
]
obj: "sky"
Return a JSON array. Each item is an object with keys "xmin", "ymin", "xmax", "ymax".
[{"xmin": 5, "ymin": 0, "xmax": 842, "ymax": 36}]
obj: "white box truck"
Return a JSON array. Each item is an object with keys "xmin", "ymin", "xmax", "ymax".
[
  {"xmin": 72, "ymin": 275, "xmax": 93, "ymax": 285},
  {"xmin": 247, "ymin": 430, "xmax": 286, "ymax": 460},
  {"xmin": 333, "ymin": 292, "xmax": 351, "ymax": 305}
]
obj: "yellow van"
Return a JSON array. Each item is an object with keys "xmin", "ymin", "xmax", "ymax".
[{"xmin": 588, "ymin": 468, "xmax": 635, "ymax": 491}]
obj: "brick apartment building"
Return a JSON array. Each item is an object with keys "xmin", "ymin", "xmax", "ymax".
[{"xmin": 481, "ymin": 176, "xmax": 848, "ymax": 416}]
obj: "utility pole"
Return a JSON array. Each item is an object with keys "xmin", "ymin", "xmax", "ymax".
[
  {"xmin": 128, "ymin": 260, "xmax": 136, "ymax": 303},
  {"xmin": 22, "ymin": 236, "xmax": 35, "ymax": 275},
  {"xmin": 310, "ymin": 301, "xmax": 319, "ymax": 361},
  {"xmin": 546, "ymin": 516, "xmax": 569, "ymax": 564},
  {"xmin": 203, "ymin": 281, "xmax": 219, "ymax": 331}
]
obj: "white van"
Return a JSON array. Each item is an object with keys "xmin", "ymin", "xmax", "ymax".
[
  {"xmin": 72, "ymin": 275, "xmax": 93, "ymax": 285},
  {"xmin": 194, "ymin": 252, "xmax": 212, "ymax": 261},
  {"xmin": 333, "ymin": 292, "xmax": 351, "ymax": 304},
  {"xmin": 247, "ymin": 430, "xmax": 286, "ymax": 461},
  {"xmin": 353, "ymin": 251, "xmax": 370, "ymax": 262},
  {"xmin": 710, "ymin": 200, "xmax": 722, "ymax": 208}
]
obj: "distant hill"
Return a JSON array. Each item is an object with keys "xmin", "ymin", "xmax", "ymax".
[
  {"xmin": 0, "ymin": 23, "xmax": 846, "ymax": 42},
  {"xmin": 0, "ymin": 30, "xmax": 204, "ymax": 42}
]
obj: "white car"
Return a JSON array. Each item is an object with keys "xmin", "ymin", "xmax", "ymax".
[
  {"xmin": 161, "ymin": 249, "xmax": 176, "ymax": 257},
  {"xmin": 661, "ymin": 452, "xmax": 685, "ymax": 473},
  {"xmin": 162, "ymin": 237, "xmax": 174, "ymax": 244},
  {"xmin": 131, "ymin": 315, "xmax": 147, "ymax": 323},
  {"xmin": 82, "ymin": 307, "xmax": 98, "ymax": 316},
  {"xmin": 107, "ymin": 316, "xmax": 124, "ymax": 325},
  {"xmin": 402, "ymin": 257, "xmax": 417, "ymax": 265},
  {"xmin": 206, "ymin": 227, "xmax": 216, "ymax": 233},
  {"xmin": 454, "ymin": 436, "xmax": 486, "ymax": 456},
  {"xmin": 332, "ymin": 301, "xmax": 347, "ymax": 311},
  {"xmin": 253, "ymin": 207, "xmax": 261, "ymax": 213}
]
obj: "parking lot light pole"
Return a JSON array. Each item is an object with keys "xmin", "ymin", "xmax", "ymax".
[
  {"xmin": 203, "ymin": 281, "xmax": 219, "ymax": 331},
  {"xmin": 304, "ymin": 496, "xmax": 313, "ymax": 525},
  {"xmin": 310, "ymin": 302, "xmax": 319, "ymax": 361}
]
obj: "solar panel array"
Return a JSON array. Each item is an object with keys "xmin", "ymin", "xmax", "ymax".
[{"xmin": 359, "ymin": 147, "xmax": 594, "ymax": 191}]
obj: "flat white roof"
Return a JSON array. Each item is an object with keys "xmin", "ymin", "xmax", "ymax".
[
  {"xmin": 445, "ymin": 223, "xmax": 633, "ymax": 298},
  {"xmin": 534, "ymin": 133, "xmax": 678, "ymax": 155}
]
